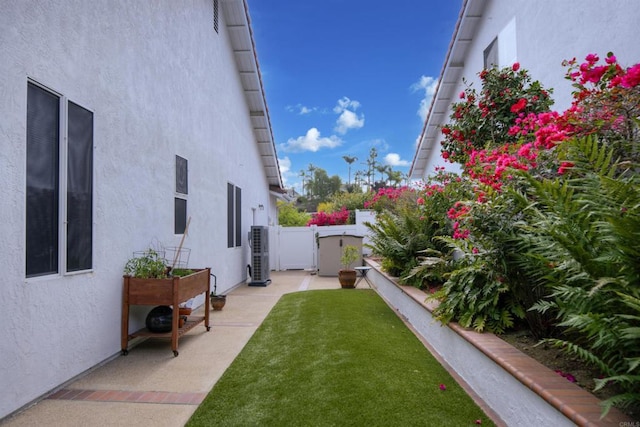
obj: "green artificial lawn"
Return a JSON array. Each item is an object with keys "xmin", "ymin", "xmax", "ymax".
[{"xmin": 188, "ymin": 289, "xmax": 495, "ymax": 427}]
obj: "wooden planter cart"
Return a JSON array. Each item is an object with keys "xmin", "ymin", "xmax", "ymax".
[{"xmin": 121, "ymin": 268, "xmax": 211, "ymax": 357}]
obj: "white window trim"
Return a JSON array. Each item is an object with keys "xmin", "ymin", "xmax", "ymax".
[{"xmin": 26, "ymin": 79, "xmax": 95, "ymax": 279}]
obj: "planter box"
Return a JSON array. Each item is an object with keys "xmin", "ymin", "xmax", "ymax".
[
  {"xmin": 121, "ymin": 268, "xmax": 211, "ymax": 357},
  {"xmin": 365, "ymin": 259, "xmax": 634, "ymax": 427}
]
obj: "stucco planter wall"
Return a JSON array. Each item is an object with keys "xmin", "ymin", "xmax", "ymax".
[{"xmin": 365, "ymin": 259, "xmax": 633, "ymax": 427}]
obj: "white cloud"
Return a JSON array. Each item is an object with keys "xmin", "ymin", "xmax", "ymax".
[
  {"xmin": 384, "ymin": 153, "xmax": 410, "ymax": 167},
  {"xmin": 279, "ymin": 128, "xmax": 342, "ymax": 153},
  {"xmin": 333, "ymin": 97, "xmax": 361, "ymax": 113},
  {"xmin": 285, "ymin": 104, "xmax": 316, "ymax": 115},
  {"xmin": 333, "ymin": 96, "xmax": 364, "ymax": 134},
  {"xmin": 335, "ymin": 109, "xmax": 365, "ymax": 134},
  {"xmin": 278, "ymin": 156, "xmax": 303, "ymax": 187},
  {"xmin": 411, "ymin": 75, "xmax": 438, "ymax": 121},
  {"xmin": 278, "ymin": 157, "xmax": 291, "ymax": 177}
]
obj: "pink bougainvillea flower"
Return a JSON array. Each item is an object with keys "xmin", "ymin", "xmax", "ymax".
[
  {"xmin": 439, "ymin": 383, "xmax": 446, "ymax": 391},
  {"xmin": 585, "ymin": 53, "xmax": 599, "ymax": 64},
  {"xmin": 555, "ymin": 370, "xmax": 577, "ymax": 383},
  {"xmin": 621, "ymin": 63, "xmax": 640, "ymax": 88},
  {"xmin": 416, "ymin": 197, "xmax": 425, "ymax": 205},
  {"xmin": 558, "ymin": 161, "xmax": 574, "ymax": 175},
  {"xmin": 459, "ymin": 91, "xmax": 465, "ymax": 99},
  {"xmin": 512, "ymin": 62, "xmax": 520, "ymax": 71}
]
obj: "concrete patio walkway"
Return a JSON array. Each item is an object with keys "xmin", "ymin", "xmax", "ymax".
[{"xmin": 1, "ymin": 271, "xmax": 340, "ymax": 427}]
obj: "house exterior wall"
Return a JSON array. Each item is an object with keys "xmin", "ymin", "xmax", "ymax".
[
  {"xmin": 0, "ymin": 0, "xmax": 273, "ymax": 418},
  {"xmin": 414, "ymin": 0, "xmax": 640, "ymax": 180}
]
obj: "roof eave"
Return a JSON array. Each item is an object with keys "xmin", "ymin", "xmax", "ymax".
[
  {"xmin": 409, "ymin": 0, "xmax": 485, "ymax": 179},
  {"xmin": 222, "ymin": 0, "xmax": 284, "ymax": 190}
]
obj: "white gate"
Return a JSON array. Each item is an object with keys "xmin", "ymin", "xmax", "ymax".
[{"xmin": 270, "ymin": 225, "xmax": 317, "ymax": 271}]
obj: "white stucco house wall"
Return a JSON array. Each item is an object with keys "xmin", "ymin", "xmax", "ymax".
[
  {"xmin": 0, "ymin": 0, "xmax": 283, "ymax": 418},
  {"xmin": 410, "ymin": 0, "xmax": 640, "ymax": 180}
]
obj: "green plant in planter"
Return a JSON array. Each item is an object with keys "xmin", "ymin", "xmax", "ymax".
[
  {"xmin": 123, "ymin": 249, "xmax": 167, "ymax": 278},
  {"xmin": 171, "ymin": 268, "xmax": 195, "ymax": 277},
  {"xmin": 340, "ymin": 245, "xmax": 360, "ymax": 271},
  {"xmin": 338, "ymin": 245, "xmax": 360, "ymax": 289}
]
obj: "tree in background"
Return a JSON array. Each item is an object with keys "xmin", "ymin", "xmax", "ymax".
[
  {"xmin": 342, "ymin": 155, "xmax": 357, "ymax": 185},
  {"xmin": 364, "ymin": 147, "xmax": 378, "ymax": 190},
  {"xmin": 277, "ymin": 200, "xmax": 310, "ymax": 227}
]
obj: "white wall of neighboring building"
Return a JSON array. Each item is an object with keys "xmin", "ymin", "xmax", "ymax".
[
  {"xmin": 412, "ymin": 0, "xmax": 640, "ymax": 181},
  {"xmin": 0, "ymin": 0, "xmax": 276, "ymax": 418}
]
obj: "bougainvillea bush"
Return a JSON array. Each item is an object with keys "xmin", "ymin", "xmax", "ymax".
[
  {"xmin": 306, "ymin": 206, "xmax": 350, "ymax": 226},
  {"xmin": 440, "ymin": 62, "xmax": 554, "ymax": 166},
  {"xmin": 365, "ymin": 53, "xmax": 640, "ymax": 414},
  {"xmin": 364, "ymin": 186, "xmax": 416, "ymax": 214},
  {"xmin": 365, "ymin": 169, "xmax": 473, "ymax": 286}
]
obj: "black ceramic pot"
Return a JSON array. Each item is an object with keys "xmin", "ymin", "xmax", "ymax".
[{"xmin": 146, "ymin": 305, "xmax": 173, "ymax": 333}]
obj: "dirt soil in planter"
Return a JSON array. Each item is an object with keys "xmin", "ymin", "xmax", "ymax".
[{"xmin": 499, "ymin": 330, "xmax": 638, "ymax": 420}]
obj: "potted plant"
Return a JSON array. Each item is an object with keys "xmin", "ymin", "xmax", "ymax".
[
  {"xmin": 338, "ymin": 245, "xmax": 360, "ymax": 288},
  {"xmin": 121, "ymin": 249, "xmax": 211, "ymax": 356},
  {"xmin": 210, "ymin": 273, "xmax": 226, "ymax": 311},
  {"xmin": 123, "ymin": 249, "xmax": 168, "ymax": 278}
]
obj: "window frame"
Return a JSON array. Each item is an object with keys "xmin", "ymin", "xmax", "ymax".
[
  {"xmin": 175, "ymin": 155, "xmax": 188, "ymax": 235},
  {"xmin": 227, "ymin": 182, "xmax": 242, "ymax": 248},
  {"xmin": 483, "ymin": 37, "xmax": 499, "ymax": 69},
  {"xmin": 26, "ymin": 80, "xmax": 94, "ymax": 279}
]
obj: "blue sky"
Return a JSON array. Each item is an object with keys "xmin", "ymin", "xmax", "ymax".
[{"xmin": 246, "ymin": 0, "xmax": 463, "ymax": 191}]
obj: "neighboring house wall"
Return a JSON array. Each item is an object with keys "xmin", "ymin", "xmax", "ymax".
[
  {"xmin": 0, "ymin": 0, "xmax": 279, "ymax": 418},
  {"xmin": 411, "ymin": 0, "xmax": 640, "ymax": 180}
]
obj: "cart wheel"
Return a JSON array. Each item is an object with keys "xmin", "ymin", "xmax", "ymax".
[
  {"xmin": 122, "ymin": 349, "xmax": 129, "ymax": 356},
  {"xmin": 173, "ymin": 350, "xmax": 179, "ymax": 357},
  {"xmin": 206, "ymin": 326, "xmax": 211, "ymax": 332}
]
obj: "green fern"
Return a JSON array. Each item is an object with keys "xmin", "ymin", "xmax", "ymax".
[{"xmin": 513, "ymin": 135, "xmax": 640, "ymax": 414}]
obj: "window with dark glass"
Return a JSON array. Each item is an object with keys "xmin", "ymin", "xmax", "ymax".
[
  {"xmin": 176, "ymin": 155, "xmax": 188, "ymax": 195},
  {"xmin": 26, "ymin": 82, "xmax": 93, "ymax": 277},
  {"xmin": 66, "ymin": 102, "xmax": 94, "ymax": 272},
  {"xmin": 227, "ymin": 183, "xmax": 242, "ymax": 248},
  {"xmin": 175, "ymin": 198, "xmax": 187, "ymax": 234},
  {"xmin": 175, "ymin": 155, "xmax": 188, "ymax": 234},
  {"xmin": 213, "ymin": 0, "xmax": 219, "ymax": 33}
]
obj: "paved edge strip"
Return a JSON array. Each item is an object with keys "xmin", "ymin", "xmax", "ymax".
[
  {"xmin": 46, "ymin": 389, "xmax": 207, "ymax": 405},
  {"xmin": 298, "ymin": 276, "xmax": 311, "ymax": 291}
]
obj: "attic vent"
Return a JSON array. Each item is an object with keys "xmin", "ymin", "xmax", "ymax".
[{"xmin": 213, "ymin": 0, "xmax": 219, "ymax": 33}]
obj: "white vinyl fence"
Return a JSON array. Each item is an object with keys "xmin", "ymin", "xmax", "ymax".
[{"xmin": 269, "ymin": 209, "xmax": 376, "ymax": 271}]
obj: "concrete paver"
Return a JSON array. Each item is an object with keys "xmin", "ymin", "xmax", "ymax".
[{"xmin": 2, "ymin": 271, "xmax": 340, "ymax": 427}]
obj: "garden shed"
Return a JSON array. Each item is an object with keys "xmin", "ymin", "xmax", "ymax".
[{"xmin": 317, "ymin": 234, "xmax": 363, "ymax": 276}]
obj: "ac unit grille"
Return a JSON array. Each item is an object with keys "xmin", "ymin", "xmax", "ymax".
[{"xmin": 249, "ymin": 226, "xmax": 270, "ymax": 286}]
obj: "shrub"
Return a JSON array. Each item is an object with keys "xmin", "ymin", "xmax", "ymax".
[
  {"xmin": 365, "ymin": 207, "xmax": 434, "ymax": 282},
  {"xmin": 307, "ymin": 206, "xmax": 349, "ymax": 226},
  {"xmin": 364, "ymin": 186, "xmax": 415, "ymax": 214},
  {"xmin": 278, "ymin": 200, "xmax": 311, "ymax": 227},
  {"xmin": 517, "ymin": 136, "xmax": 640, "ymax": 415}
]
